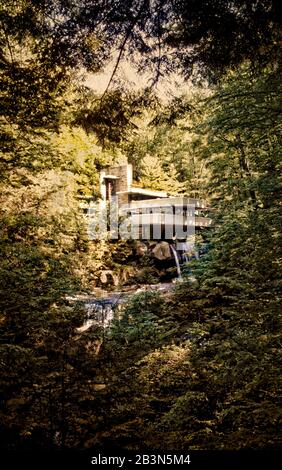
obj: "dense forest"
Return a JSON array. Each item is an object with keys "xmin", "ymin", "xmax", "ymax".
[{"xmin": 0, "ymin": 0, "xmax": 281, "ymax": 460}]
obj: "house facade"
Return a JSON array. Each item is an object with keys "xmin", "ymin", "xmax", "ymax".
[{"xmin": 81, "ymin": 160, "xmax": 212, "ymax": 242}]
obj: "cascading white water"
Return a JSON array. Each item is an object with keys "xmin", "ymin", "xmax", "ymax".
[
  {"xmin": 176, "ymin": 241, "xmax": 199, "ymax": 263},
  {"xmin": 76, "ymin": 301, "xmax": 114, "ymax": 333},
  {"xmin": 86, "ymin": 302, "xmax": 114, "ymax": 326},
  {"xmin": 74, "ymin": 283, "xmax": 178, "ymax": 334},
  {"xmin": 170, "ymin": 245, "xmax": 183, "ymax": 281}
]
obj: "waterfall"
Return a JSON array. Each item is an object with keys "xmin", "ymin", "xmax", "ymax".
[
  {"xmin": 176, "ymin": 241, "xmax": 199, "ymax": 263},
  {"xmin": 76, "ymin": 300, "xmax": 114, "ymax": 333},
  {"xmin": 170, "ymin": 244, "xmax": 183, "ymax": 281}
]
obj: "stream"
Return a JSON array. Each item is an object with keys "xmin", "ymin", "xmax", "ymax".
[
  {"xmin": 69, "ymin": 243, "xmax": 199, "ymax": 334},
  {"xmin": 67, "ymin": 282, "xmax": 177, "ymax": 334}
]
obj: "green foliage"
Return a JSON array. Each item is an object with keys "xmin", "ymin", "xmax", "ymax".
[
  {"xmin": 74, "ymin": 88, "xmax": 155, "ymax": 147},
  {"xmin": 122, "ymin": 95, "xmax": 211, "ymax": 199},
  {"xmin": 157, "ymin": 391, "xmax": 210, "ymax": 431},
  {"xmin": 110, "ymin": 291, "xmax": 163, "ymax": 344},
  {"xmin": 139, "ymin": 155, "xmax": 186, "ymax": 195},
  {"xmin": 0, "ymin": 2, "xmax": 122, "ymax": 447},
  {"xmin": 194, "ymin": 64, "xmax": 282, "ymax": 296},
  {"xmin": 0, "ymin": 0, "xmax": 280, "ymax": 453},
  {"xmin": 51, "ymin": 126, "xmax": 111, "ymax": 196},
  {"xmin": 77, "ymin": 63, "xmax": 281, "ymax": 452}
]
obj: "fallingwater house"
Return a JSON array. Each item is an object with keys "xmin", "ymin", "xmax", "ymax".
[{"xmin": 80, "ymin": 161, "xmax": 212, "ymax": 260}]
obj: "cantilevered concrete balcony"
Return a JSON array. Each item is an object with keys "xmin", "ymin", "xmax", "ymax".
[
  {"xmin": 118, "ymin": 196, "xmax": 212, "ymax": 239},
  {"xmin": 81, "ymin": 160, "xmax": 212, "ymax": 240}
]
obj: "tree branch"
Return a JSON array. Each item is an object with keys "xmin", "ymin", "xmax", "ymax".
[{"xmin": 100, "ymin": 1, "xmax": 147, "ymax": 101}]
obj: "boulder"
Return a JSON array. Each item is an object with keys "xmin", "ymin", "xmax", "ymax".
[
  {"xmin": 135, "ymin": 241, "xmax": 148, "ymax": 256},
  {"xmin": 100, "ymin": 270, "xmax": 119, "ymax": 286},
  {"xmin": 91, "ymin": 383, "xmax": 107, "ymax": 391},
  {"xmin": 152, "ymin": 241, "xmax": 172, "ymax": 260},
  {"xmin": 120, "ymin": 266, "xmax": 136, "ymax": 283}
]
